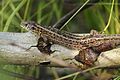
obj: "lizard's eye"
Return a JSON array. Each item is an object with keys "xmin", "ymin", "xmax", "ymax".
[
  {"xmin": 30, "ymin": 26, "xmax": 35, "ymax": 30},
  {"xmin": 24, "ymin": 23, "xmax": 28, "ymax": 27},
  {"xmin": 31, "ymin": 26, "xmax": 36, "ymax": 30}
]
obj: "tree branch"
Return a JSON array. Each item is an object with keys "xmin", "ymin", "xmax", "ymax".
[
  {"xmin": 0, "ymin": 32, "xmax": 81, "ymax": 68},
  {"xmin": 0, "ymin": 32, "xmax": 120, "ymax": 69}
]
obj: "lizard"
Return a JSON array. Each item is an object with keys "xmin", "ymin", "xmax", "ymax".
[{"xmin": 20, "ymin": 21, "xmax": 120, "ymax": 66}]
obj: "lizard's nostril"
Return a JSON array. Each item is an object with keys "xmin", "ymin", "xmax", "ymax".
[{"xmin": 21, "ymin": 22, "xmax": 28, "ymax": 27}]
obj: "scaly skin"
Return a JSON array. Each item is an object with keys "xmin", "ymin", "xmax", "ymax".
[{"xmin": 21, "ymin": 21, "xmax": 120, "ymax": 66}]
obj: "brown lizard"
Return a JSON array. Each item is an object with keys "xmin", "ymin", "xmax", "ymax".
[{"xmin": 21, "ymin": 21, "xmax": 120, "ymax": 66}]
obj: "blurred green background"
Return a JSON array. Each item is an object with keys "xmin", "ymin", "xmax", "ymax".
[{"xmin": 0, "ymin": 0, "xmax": 120, "ymax": 80}]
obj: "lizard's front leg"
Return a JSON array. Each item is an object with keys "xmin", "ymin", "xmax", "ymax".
[
  {"xmin": 75, "ymin": 48, "xmax": 98, "ymax": 66},
  {"xmin": 36, "ymin": 37, "xmax": 56, "ymax": 55},
  {"xmin": 27, "ymin": 37, "xmax": 54, "ymax": 55}
]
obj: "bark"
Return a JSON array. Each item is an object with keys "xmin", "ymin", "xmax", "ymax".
[{"xmin": 0, "ymin": 31, "xmax": 120, "ymax": 69}]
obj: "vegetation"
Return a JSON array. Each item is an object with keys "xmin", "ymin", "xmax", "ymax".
[{"xmin": 0, "ymin": 0, "xmax": 120, "ymax": 80}]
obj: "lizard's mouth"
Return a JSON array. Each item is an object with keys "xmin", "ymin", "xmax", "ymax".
[
  {"xmin": 20, "ymin": 21, "xmax": 29, "ymax": 30},
  {"xmin": 20, "ymin": 21, "xmax": 37, "ymax": 31},
  {"xmin": 20, "ymin": 21, "xmax": 42, "ymax": 36}
]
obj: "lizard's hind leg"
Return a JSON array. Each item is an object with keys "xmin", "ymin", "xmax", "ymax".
[{"xmin": 75, "ymin": 48, "xmax": 98, "ymax": 66}]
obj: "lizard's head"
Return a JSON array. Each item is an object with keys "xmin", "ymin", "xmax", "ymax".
[{"xmin": 20, "ymin": 21, "xmax": 39, "ymax": 32}]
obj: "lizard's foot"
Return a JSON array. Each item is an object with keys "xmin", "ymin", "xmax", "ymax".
[
  {"xmin": 26, "ymin": 45, "xmax": 37, "ymax": 51},
  {"xmin": 74, "ymin": 48, "xmax": 98, "ymax": 66},
  {"xmin": 90, "ymin": 30, "xmax": 100, "ymax": 36}
]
